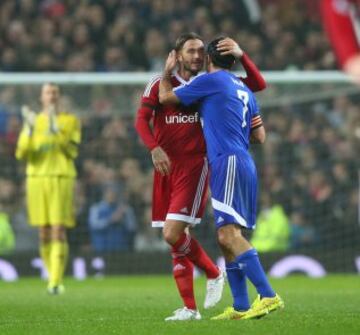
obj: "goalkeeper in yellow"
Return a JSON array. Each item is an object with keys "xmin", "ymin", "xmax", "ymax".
[{"xmin": 16, "ymin": 83, "xmax": 81, "ymax": 295}]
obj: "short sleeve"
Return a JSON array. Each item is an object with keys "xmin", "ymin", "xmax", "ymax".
[
  {"xmin": 249, "ymin": 95, "xmax": 262, "ymax": 130},
  {"xmin": 174, "ymin": 74, "xmax": 210, "ymax": 106},
  {"xmin": 249, "ymin": 94, "xmax": 260, "ymax": 117}
]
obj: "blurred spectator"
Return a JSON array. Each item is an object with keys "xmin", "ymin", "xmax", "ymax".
[
  {"xmin": 68, "ymin": 181, "xmax": 90, "ymax": 252},
  {"xmin": 0, "ymin": 88, "xmax": 17, "ymax": 135},
  {"xmin": 98, "ymin": 47, "xmax": 132, "ymax": 72},
  {"xmin": 88, "ymin": 185, "xmax": 137, "ymax": 253},
  {"xmin": 251, "ymin": 194, "xmax": 290, "ymax": 252},
  {"xmin": 0, "ymin": 0, "xmax": 336, "ymax": 72},
  {"xmin": 0, "ymin": 209, "xmax": 15, "ymax": 255},
  {"xmin": 0, "ymin": 179, "xmax": 17, "ymax": 208},
  {"xmin": 144, "ymin": 29, "xmax": 167, "ymax": 71},
  {"xmin": 289, "ymin": 211, "xmax": 318, "ymax": 250},
  {"xmin": 11, "ymin": 195, "xmax": 39, "ymax": 252}
]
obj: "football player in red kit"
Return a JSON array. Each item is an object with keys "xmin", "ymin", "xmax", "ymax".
[
  {"xmin": 135, "ymin": 33, "xmax": 266, "ymax": 321},
  {"xmin": 322, "ymin": 0, "xmax": 360, "ymax": 82}
]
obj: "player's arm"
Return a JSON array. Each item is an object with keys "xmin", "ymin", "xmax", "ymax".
[
  {"xmin": 238, "ymin": 53, "xmax": 266, "ymax": 92},
  {"xmin": 30, "ymin": 106, "xmax": 81, "ymax": 159},
  {"xmin": 135, "ymin": 78, "xmax": 171, "ymax": 176},
  {"xmin": 135, "ymin": 104, "xmax": 172, "ymax": 176},
  {"xmin": 51, "ymin": 115, "xmax": 81, "ymax": 159},
  {"xmin": 15, "ymin": 106, "xmax": 36, "ymax": 161},
  {"xmin": 159, "ymin": 50, "xmax": 181, "ymax": 105},
  {"xmin": 216, "ymin": 38, "xmax": 266, "ymax": 92},
  {"xmin": 64, "ymin": 116, "xmax": 81, "ymax": 159},
  {"xmin": 250, "ymin": 115, "xmax": 266, "ymax": 144},
  {"xmin": 134, "ymin": 93, "xmax": 159, "ymax": 151},
  {"xmin": 15, "ymin": 130, "xmax": 34, "ymax": 160},
  {"xmin": 250, "ymin": 126, "xmax": 266, "ymax": 144},
  {"xmin": 321, "ymin": 0, "xmax": 360, "ymax": 81},
  {"xmin": 321, "ymin": 0, "xmax": 359, "ymax": 68}
]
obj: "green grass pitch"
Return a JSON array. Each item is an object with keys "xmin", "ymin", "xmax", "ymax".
[{"xmin": 0, "ymin": 275, "xmax": 359, "ymax": 335}]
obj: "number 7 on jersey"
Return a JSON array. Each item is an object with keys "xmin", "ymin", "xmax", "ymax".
[{"xmin": 237, "ymin": 89, "xmax": 249, "ymax": 128}]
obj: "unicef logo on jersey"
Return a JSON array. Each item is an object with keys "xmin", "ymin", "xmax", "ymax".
[{"xmin": 165, "ymin": 112, "xmax": 199, "ymax": 124}]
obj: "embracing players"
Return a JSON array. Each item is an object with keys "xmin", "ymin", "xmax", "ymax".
[
  {"xmin": 135, "ymin": 33, "xmax": 266, "ymax": 320},
  {"xmin": 159, "ymin": 36, "xmax": 284, "ymax": 320}
]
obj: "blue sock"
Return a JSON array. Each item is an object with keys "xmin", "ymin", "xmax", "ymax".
[
  {"xmin": 226, "ymin": 261, "xmax": 250, "ymax": 311},
  {"xmin": 235, "ymin": 249, "xmax": 275, "ymax": 298}
]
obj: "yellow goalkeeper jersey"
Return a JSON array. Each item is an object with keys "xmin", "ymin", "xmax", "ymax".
[{"xmin": 15, "ymin": 111, "xmax": 81, "ymax": 177}]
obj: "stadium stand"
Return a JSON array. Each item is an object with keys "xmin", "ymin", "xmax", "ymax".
[{"xmin": 0, "ymin": 0, "xmax": 335, "ymax": 72}]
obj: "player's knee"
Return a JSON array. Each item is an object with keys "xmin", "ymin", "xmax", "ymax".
[
  {"xmin": 51, "ymin": 225, "xmax": 66, "ymax": 242},
  {"xmin": 162, "ymin": 227, "xmax": 180, "ymax": 246},
  {"xmin": 39, "ymin": 226, "xmax": 51, "ymax": 243},
  {"xmin": 217, "ymin": 229, "xmax": 233, "ymax": 251}
]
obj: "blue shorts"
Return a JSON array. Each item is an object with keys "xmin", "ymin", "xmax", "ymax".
[{"xmin": 210, "ymin": 152, "xmax": 257, "ymax": 230}]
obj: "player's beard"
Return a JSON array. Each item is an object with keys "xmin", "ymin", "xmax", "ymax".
[{"xmin": 181, "ymin": 61, "xmax": 203, "ymax": 76}]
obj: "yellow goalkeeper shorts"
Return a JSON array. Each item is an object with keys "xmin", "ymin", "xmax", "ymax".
[{"xmin": 26, "ymin": 176, "xmax": 76, "ymax": 228}]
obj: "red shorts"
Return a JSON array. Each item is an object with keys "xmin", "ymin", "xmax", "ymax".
[{"xmin": 152, "ymin": 156, "xmax": 209, "ymax": 227}]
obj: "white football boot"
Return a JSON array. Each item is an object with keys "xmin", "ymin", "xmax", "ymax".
[
  {"xmin": 165, "ymin": 307, "xmax": 201, "ymax": 321},
  {"xmin": 204, "ymin": 268, "xmax": 226, "ymax": 309}
]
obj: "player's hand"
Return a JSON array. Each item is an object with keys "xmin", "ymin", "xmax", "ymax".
[
  {"xmin": 151, "ymin": 146, "xmax": 171, "ymax": 176},
  {"xmin": 216, "ymin": 38, "xmax": 244, "ymax": 59},
  {"xmin": 344, "ymin": 54, "xmax": 360, "ymax": 84},
  {"xmin": 164, "ymin": 50, "xmax": 177, "ymax": 76},
  {"xmin": 21, "ymin": 105, "xmax": 36, "ymax": 130},
  {"xmin": 47, "ymin": 104, "xmax": 59, "ymax": 133}
]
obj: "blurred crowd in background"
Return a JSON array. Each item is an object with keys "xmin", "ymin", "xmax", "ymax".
[
  {"xmin": 0, "ymin": 0, "xmax": 359, "ymax": 256},
  {"xmin": 0, "ymin": 0, "xmax": 334, "ymax": 72}
]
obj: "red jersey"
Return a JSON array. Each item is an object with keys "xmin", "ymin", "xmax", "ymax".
[
  {"xmin": 138, "ymin": 73, "xmax": 206, "ymax": 160},
  {"xmin": 322, "ymin": 0, "xmax": 360, "ymax": 67}
]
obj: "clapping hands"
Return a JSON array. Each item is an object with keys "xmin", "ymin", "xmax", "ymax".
[{"xmin": 21, "ymin": 105, "xmax": 36, "ymax": 133}]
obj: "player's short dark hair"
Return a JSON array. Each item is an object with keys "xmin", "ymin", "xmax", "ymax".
[
  {"xmin": 207, "ymin": 37, "xmax": 235, "ymax": 69},
  {"xmin": 175, "ymin": 32, "xmax": 204, "ymax": 51}
]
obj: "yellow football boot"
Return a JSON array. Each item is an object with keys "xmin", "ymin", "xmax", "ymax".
[
  {"xmin": 211, "ymin": 305, "xmax": 269, "ymax": 320},
  {"xmin": 250, "ymin": 294, "xmax": 284, "ymax": 314},
  {"xmin": 211, "ymin": 307, "xmax": 248, "ymax": 320}
]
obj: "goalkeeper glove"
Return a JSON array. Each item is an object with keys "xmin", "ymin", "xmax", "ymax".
[
  {"xmin": 48, "ymin": 104, "xmax": 59, "ymax": 133},
  {"xmin": 21, "ymin": 105, "xmax": 36, "ymax": 135}
]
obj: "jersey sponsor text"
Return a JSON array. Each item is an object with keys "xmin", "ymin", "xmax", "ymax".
[{"xmin": 165, "ymin": 112, "xmax": 199, "ymax": 124}]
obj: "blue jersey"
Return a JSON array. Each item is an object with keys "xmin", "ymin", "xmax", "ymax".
[{"xmin": 174, "ymin": 70, "xmax": 260, "ymax": 163}]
